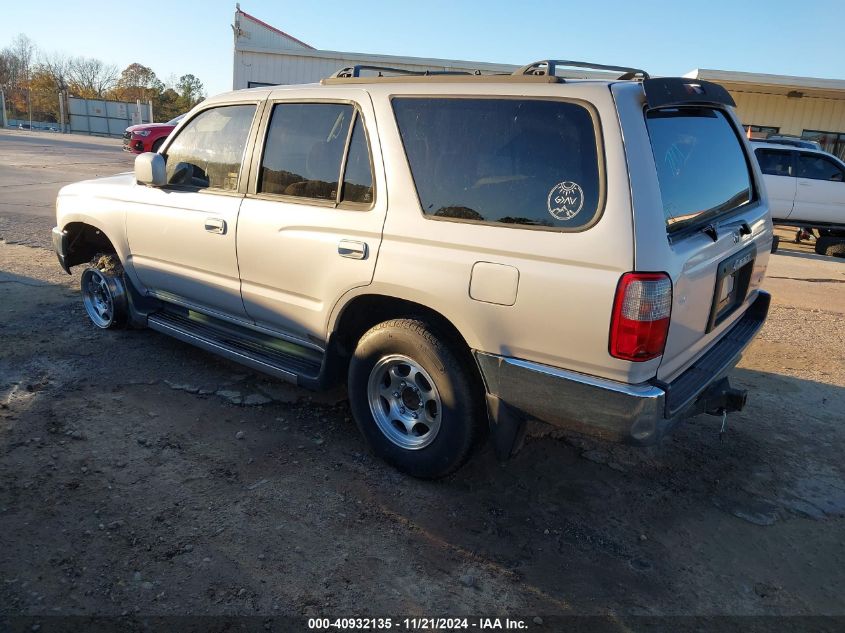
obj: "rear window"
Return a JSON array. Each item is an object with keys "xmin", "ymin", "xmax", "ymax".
[
  {"xmin": 392, "ymin": 98, "xmax": 602, "ymax": 230},
  {"xmin": 646, "ymin": 108, "xmax": 753, "ymax": 232}
]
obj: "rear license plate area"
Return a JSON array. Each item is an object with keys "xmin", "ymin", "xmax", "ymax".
[{"xmin": 706, "ymin": 243, "xmax": 756, "ymax": 333}]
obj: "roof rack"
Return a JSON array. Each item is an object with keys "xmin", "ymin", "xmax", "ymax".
[
  {"xmin": 515, "ymin": 60, "xmax": 649, "ymax": 80},
  {"xmin": 330, "ymin": 65, "xmax": 484, "ymax": 79}
]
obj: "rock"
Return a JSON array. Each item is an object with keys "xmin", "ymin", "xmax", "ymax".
[
  {"xmin": 629, "ymin": 558, "xmax": 653, "ymax": 572},
  {"xmin": 243, "ymin": 393, "xmax": 272, "ymax": 406},
  {"xmin": 107, "ymin": 521, "xmax": 122, "ymax": 530},
  {"xmin": 237, "ymin": 588, "xmax": 247, "ymax": 597},
  {"xmin": 133, "ymin": 571, "xmax": 142, "ymax": 581},
  {"xmin": 313, "ymin": 437, "xmax": 325, "ymax": 446},
  {"xmin": 217, "ymin": 390, "xmax": 243, "ymax": 405},
  {"xmin": 141, "ymin": 581, "xmax": 154, "ymax": 590},
  {"xmin": 235, "ymin": 431, "xmax": 245, "ymax": 440},
  {"xmin": 458, "ymin": 573, "xmax": 478, "ymax": 588},
  {"xmin": 639, "ymin": 534, "xmax": 647, "ymax": 541},
  {"xmin": 258, "ymin": 553, "xmax": 266, "ymax": 560},
  {"xmin": 533, "ymin": 617, "xmax": 543, "ymax": 625}
]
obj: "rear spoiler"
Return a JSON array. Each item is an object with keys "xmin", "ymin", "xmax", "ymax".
[{"xmin": 643, "ymin": 77, "xmax": 736, "ymax": 109}]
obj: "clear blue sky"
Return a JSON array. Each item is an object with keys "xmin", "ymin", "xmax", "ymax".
[{"xmin": 3, "ymin": 0, "xmax": 843, "ymax": 96}]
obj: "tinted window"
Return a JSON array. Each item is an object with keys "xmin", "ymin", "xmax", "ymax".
[
  {"xmin": 341, "ymin": 116, "xmax": 373, "ymax": 204},
  {"xmin": 646, "ymin": 108, "xmax": 752, "ymax": 232},
  {"xmin": 797, "ymin": 154, "xmax": 845, "ymax": 182},
  {"xmin": 259, "ymin": 103, "xmax": 352, "ymax": 200},
  {"xmin": 755, "ymin": 149, "xmax": 793, "ymax": 177},
  {"xmin": 392, "ymin": 98, "xmax": 601, "ymax": 229},
  {"xmin": 165, "ymin": 105, "xmax": 256, "ymax": 191}
]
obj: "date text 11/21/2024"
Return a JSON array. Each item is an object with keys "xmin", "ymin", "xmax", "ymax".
[{"xmin": 307, "ymin": 617, "xmax": 533, "ymax": 630}]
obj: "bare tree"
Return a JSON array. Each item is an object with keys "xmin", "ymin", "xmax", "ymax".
[
  {"xmin": 9, "ymin": 34, "xmax": 36, "ymax": 86},
  {"xmin": 67, "ymin": 57, "xmax": 119, "ymax": 98}
]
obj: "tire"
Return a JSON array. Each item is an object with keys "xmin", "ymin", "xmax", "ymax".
[
  {"xmin": 348, "ymin": 318, "xmax": 484, "ymax": 479},
  {"xmin": 80, "ymin": 255, "xmax": 129, "ymax": 329},
  {"xmin": 151, "ymin": 138, "xmax": 164, "ymax": 153},
  {"xmin": 814, "ymin": 236, "xmax": 845, "ymax": 258}
]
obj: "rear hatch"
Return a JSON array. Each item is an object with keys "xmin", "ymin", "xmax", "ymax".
[{"xmin": 613, "ymin": 79, "xmax": 773, "ymax": 383}]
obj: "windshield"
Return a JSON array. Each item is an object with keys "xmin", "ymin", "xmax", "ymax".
[
  {"xmin": 166, "ymin": 114, "xmax": 186, "ymax": 126},
  {"xmin": 646, "ymin": 107, "xmax": 753, "ymax": 232}
]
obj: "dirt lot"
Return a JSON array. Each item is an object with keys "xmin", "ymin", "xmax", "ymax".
[{"xmin": 1, "ymin": 130, "xmax": 844, "ymax": 628}]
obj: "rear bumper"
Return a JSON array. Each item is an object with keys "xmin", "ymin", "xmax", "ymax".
[{"xmin": 476, "ymin": 291, "xmax": 770, "ymax": 444}]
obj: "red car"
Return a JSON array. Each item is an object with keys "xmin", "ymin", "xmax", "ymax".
[{"xmin": 122, "ymin": 114, "xmax": 185, "ymax": 154}]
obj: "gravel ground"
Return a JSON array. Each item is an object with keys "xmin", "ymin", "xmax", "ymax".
[{"xmin": 1, "ymin": 132, "xmax": 844, "ymax": 629}]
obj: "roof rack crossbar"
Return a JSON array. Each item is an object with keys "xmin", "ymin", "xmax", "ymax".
[
  {"xmin": 516, "ymin": 60, "xmax": 649, "ymax": 80},
  {"xmin": 330, "ymin": 65, "xmax": 478, "ymax": 79}
]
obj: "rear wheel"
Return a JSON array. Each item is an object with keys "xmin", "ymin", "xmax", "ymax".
[
  {"xmin": 80, "ymin": 255, "xmax": 128, "ymax": 329},
  {"xmin": 348, "ymin": 318, "xmax": 484, "ymax": 478}
]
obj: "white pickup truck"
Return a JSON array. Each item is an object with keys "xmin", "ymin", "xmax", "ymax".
[{"xmin": 752, "ymin": 141, "xmax": 845, "ymax": 256}]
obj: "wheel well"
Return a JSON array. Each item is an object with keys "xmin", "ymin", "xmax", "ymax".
[
  {"xmin": 62, "ymin": 222, "xmax": 118, "ymax": 269},
  {"xmin": 332, "ymin": 295, "xmax": 481, "ymax": 384}
]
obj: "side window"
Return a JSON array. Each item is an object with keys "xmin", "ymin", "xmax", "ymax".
[
  {"xmin": 341, "ymin": 116, "xmax": 374, "ymax": 204},
  {"xmin": 755, "ymin": 149, "xmax": 793, "ymax": 177},
  {"xmin": 165, "ymin": 104, "xmax": 256, "ymax": 191},
  {"xmin": 392, "ymin": 98, "xmax": 602, "ymax": 230},
  {"xmin": 259, "ymin": 103, "xmax": 352, "ymax": 200},
  {"xmin": 798, "ymin": 154, "xmax": 845, "ymax": 182}
]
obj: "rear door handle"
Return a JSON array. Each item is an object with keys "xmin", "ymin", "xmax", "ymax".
[
  {"xmin": 338, "ymin": 240, "xmax": 368, "ymax": 260},
  {"xmin": 204, "ymin": 218, "xmax": 226, "ymax": 234}
]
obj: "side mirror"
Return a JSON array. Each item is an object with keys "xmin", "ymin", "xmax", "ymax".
[{"xmin": 135, "ymin": 152, "xmax": 166, "ymax": 187}]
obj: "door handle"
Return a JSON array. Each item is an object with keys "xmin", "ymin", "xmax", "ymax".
[
  {"xmin": 338, "ymin": 240, "xmax": 368, "ymax": 260},
  {"xmin": 204, "ymin": 218, "xmax": 226, "ymax": 234}
]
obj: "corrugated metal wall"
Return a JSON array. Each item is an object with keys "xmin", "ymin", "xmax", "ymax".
[{"xmin": 732, "ymin": 91, "xmax": 845, "ymax": 135}]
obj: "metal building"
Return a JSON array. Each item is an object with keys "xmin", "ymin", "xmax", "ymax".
[{"xmin": 232, "ymin": 6, "xmax": 845, "ymax": 160}]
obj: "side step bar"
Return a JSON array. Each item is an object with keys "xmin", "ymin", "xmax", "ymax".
[{"xmin": 147, "ymin": 310, "xmax": 323, "ymax": 386}]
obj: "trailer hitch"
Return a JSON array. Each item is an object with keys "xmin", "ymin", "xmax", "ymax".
[{"xmin": 701, "ymin": 377, "xmax": 747, "ymax": 440}]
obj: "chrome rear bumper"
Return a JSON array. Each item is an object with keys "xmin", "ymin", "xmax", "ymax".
[{"xmin": 476, "ymin": 291, "xmax": 770, "ymax": 446}]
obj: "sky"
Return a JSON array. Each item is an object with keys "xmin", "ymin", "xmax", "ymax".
[{"xmin": 2, "ymin": 0, "xmax": 844, "ymax": 97}]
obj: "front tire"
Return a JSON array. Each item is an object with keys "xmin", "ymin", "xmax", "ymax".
[
  {"xmin": 348, "ymin": 318, "xmax": 483, "ymax": 478},
  {"xmin": 80, "ymin": 256, "xmax": 128, "ymax": 329},
  {"xmin": 151, "ymin": 138, "xmax": 165, "ymax": 153}
]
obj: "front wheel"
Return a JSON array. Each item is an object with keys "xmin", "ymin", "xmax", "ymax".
[
  {"xmin": 348, "ymin": 318, "xmax": 484, "ymax": 478},
  {"xmin": 80, "ymin": 258, "xmax": 128, "ymax": 329}
]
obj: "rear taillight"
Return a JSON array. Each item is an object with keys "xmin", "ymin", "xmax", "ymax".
[{"xmin": 610, "ymin": 272, "xmax": 672, "ymax": 362}]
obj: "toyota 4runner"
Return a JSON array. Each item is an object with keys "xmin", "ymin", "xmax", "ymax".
[{"xmin": 52, "ymin": 60, "xmax": 773, "ymax": 478}]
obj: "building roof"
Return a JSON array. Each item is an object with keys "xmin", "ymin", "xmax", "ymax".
[
  {"xmin": 685, "ymin": 69, "xmax": 845, "ymax": 99},
  {"xmin": 235, "ymin": 7, "xmax": 315, "ymax": 50}
]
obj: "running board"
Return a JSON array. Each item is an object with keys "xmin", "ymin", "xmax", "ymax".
[{"xmin": 147, "ymin": 309, "xmax": 323, "ymax": 386}]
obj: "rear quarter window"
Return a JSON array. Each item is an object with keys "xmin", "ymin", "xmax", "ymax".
[
  {"xmin": 392, "ymin": 97, "xmax": 603, "ymax": 230},
  {"xmin": 646, "ymin": 107, "xmax": 753, "ymax": 232}
]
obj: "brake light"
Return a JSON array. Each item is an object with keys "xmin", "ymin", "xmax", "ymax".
[{"xmin": 610, "ymin": 272, "xmax": 672, "ymax": 362}]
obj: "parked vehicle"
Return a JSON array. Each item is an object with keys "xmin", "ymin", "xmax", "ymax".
[
  {"xmin": 53, "ymin": 61, "xmax": 773, "ymax": 477},
  {"xmin": 123, "ymin": 114, "xmax": 186, "ymax": 154},
  {"xmin": 758, "ymin": 135, "xmax": 822, "ymax": 151},
  {"xmin": 752, "ymin": 141, "xmax": 845, "ymax": 256}
]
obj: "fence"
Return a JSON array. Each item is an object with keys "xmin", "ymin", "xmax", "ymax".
[
  {"xmin": 68, "ymin": 97, "xmax": 152, "ymax": 137},
  {"xmin": 0, "ymin": 88, "xmax": 153, "ymax": 138}
]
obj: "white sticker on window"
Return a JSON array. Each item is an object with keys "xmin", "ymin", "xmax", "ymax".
[{"xmin": 547, "ymin": 181, "xmax": 584, "ymax": 221}]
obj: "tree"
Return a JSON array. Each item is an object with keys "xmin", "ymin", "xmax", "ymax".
[
  {"xmin": 175, "ymin": 73, "xmax": 205, "ymax": 110},
  {"xmin": 67, "ymin": 57, "xmax": 118, "ymax": 98},
  {"xmin": 111, "ymin": 63, "xmax": 162, "ymax": 103}
]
